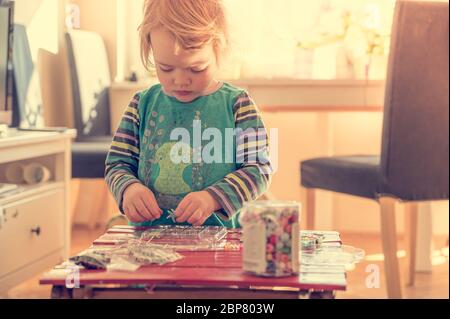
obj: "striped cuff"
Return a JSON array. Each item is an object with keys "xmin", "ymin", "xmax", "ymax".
[
  {"xmin": 205, "ymin": 185, "xmax": 238, "ymax": 220},
  {"xmin": 112, "ymin": 176, "xmax": 141, "ymax": 214}
]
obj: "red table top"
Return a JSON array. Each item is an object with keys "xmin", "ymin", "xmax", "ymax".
[{"xmin": 40, "ymin": 227, "xmax": 346, "ymax": 292}]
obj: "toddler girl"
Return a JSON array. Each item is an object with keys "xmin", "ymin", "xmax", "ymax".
[{"xmin": 105, "ymin": 0, "xmax": 273, "ymax": 228}]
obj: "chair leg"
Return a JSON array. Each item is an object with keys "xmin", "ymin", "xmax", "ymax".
[
  {"xmin": 404, "ymin": 202, "xmax": 418, "ymax": 286},
  {"xmin": 379, "ymin": 196, "xmax": 403, "ymax": 298},
  {"xmin": 305, "ymin": 188, "xmax": 315, "ymax": 230}
]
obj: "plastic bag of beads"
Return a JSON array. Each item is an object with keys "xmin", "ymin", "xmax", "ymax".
[
  {"xmin": 139, "ymin": 225, "xmax": 228, "ymax": 251},
  {"xmin": 301, "ymin": 233, "xmax": 323, "ymax": 251},
  {"xmin": 69, "ymin": 251, "xmax": 110, "ymax": 270},
  {"xmin": 107, "ymin": 256, "xmax": 141, "ymax": 272},
  {"xmin": 127, "ymin": 239, "xmax": 183, "ymax": 265},
  {"xmin": 239, "ymin": 200, "xmax": 300, "ymax": 277}
]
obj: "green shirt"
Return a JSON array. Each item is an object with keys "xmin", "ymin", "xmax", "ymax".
[{"xmin": 105, "ymin": 82, "xmax": 272, "ymax": 228}]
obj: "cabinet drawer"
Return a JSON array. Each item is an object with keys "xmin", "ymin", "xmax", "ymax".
[{"xmin": 0, "ymin": 190, "xmax": 64, "ymax": 279}]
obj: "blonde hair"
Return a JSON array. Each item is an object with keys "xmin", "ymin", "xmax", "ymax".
[{"xmin": 139, "ymin": 0, "xmax": 229, "ymax": 71}]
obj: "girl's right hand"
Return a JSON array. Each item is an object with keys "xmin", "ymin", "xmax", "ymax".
[{"xmin": 122, "ymin": 183, "xmax": 163, "ymax": 223}]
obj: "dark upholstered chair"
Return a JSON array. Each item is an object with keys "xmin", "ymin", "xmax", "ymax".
[
  {"xmin": 65, "ymin": 30, "xmax": 112, "ymax": 178},
  {"xmin": 300, "ymin": 1, "xmax": 448, "ymax": 298}
]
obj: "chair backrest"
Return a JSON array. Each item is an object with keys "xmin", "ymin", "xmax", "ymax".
[
  {"xmin": 380, "ymin": 1, "xmax": 449, "ymax": 201},
  {"xmin": 12, "ymin": 24, "xmax": 45, "ymax": 128},
  {"xmin": 65, "ymin": 29, "xmax": 111, "ymax": 141}
]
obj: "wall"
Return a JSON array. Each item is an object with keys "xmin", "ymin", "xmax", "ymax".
[
  {"xmin": 14, "ymin": 0, "xmax": 72, "ymax": 128},
  {"xmin": 68, "ymin": 0, "xmax": 117, "ymax": 80},
  {"xmin": 14, "ymin": 0, "xmax": 121, "ymax": 128}
]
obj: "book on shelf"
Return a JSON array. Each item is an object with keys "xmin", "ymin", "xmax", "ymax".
[{"xmin": 0, "ymin": 183, "xmax": 18, "ymax": 195}]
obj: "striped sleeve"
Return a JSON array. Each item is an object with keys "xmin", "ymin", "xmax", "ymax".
[
  {"xmin": 205, "ymin": 91, "xmax": 273, "ymax": 219},
  {"xmin": 105, "ymin": 93, "xmax": 142, "ymax": 213}
]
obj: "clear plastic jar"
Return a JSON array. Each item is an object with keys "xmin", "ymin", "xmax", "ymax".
[{"xmin": 239, "ymin": 200, "xmax": 301, "ymax": 277}]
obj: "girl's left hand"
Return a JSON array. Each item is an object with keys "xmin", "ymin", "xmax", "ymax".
[{"xmin": 174, "ymin": 191, "xmax": 221, "ymax": 226}]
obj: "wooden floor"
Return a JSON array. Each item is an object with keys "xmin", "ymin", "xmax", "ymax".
[
  {"xmin": 1, "ymin": 226, "xmax": 448, "ymax": 299},
  {"xmin": 338, "ymin": 233, "xmax": 448, "ymax": 299}
]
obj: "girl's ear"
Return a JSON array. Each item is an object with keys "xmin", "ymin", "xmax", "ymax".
[
  {"xmin": 215, "ymin": 55, "xmax": 221, "ymax": 68},
  {"xmin": 214, "ymin": 46, "xmax": 223, "ymax": 68},
  {"xmin": 142, "ymin": 34, "xmax": 155, "ymax": 71}
]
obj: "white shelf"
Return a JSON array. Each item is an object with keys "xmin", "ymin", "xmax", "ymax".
[
  {"xmin": 0, "ymin": 130, "xmax": 72, "ymax": 294},
  {"xmin": 0, "ymin": 181, "xmax": 65, "ymax": 206},
  {"xmin": 0, "ymin": 129, "xmax": 76, "ymax": 151}
]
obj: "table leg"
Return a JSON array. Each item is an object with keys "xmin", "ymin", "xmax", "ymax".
[
  {"xmin": 309, "ymin": 290, "xmax": 336, "ymax": 299},
  {"xmin": 51, "ymin": 285, "xmax": 73, "ymax": 299},
  {"xmin": 49, "ymin": 285, "xmax": 337, "ymax": 299}
]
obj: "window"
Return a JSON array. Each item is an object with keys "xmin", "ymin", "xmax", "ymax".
[{"xmin": 118, "ymin": 0, "xmax": 396, "ymax": 81}]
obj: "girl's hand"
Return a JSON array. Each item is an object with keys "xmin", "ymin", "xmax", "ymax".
[
  {"xmin": 174, "ymin": 191, "xmax": 221, "ymax": 226},
  {"xmin": 122, "ymin": 183, "xmax": 163, "ymax": 223}
]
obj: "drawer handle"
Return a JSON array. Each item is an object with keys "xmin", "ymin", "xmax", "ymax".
[
  {"xmin": 31, "ymin": 226, "xmax": 41, "ymax": 236},
  {"xmin": 12, "ymin": 210, "xmax": 19, "ymax": 218}
]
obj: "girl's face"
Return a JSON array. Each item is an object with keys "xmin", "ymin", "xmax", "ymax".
[{"xmin": 151, "ymin": 27, "xmax": 219, "ymax": 103}]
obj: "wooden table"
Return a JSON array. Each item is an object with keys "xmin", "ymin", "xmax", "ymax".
[{"xmin": 40, "ymin": 227, "xmax": 346, "ymax": 299}]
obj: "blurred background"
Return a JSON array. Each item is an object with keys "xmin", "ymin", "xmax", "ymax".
[
  {"xmin": 15, "ymin": 0, "xmax": 443, "ymax": 235},
  {"xmin": 0, "ymin": 0, "xmax": 448, "ymax": 298}
]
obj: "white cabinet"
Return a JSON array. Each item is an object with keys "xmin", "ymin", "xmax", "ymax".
[{"xmin": 0, "ymin": 129, "xmax": 75, "ymax": 293}]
